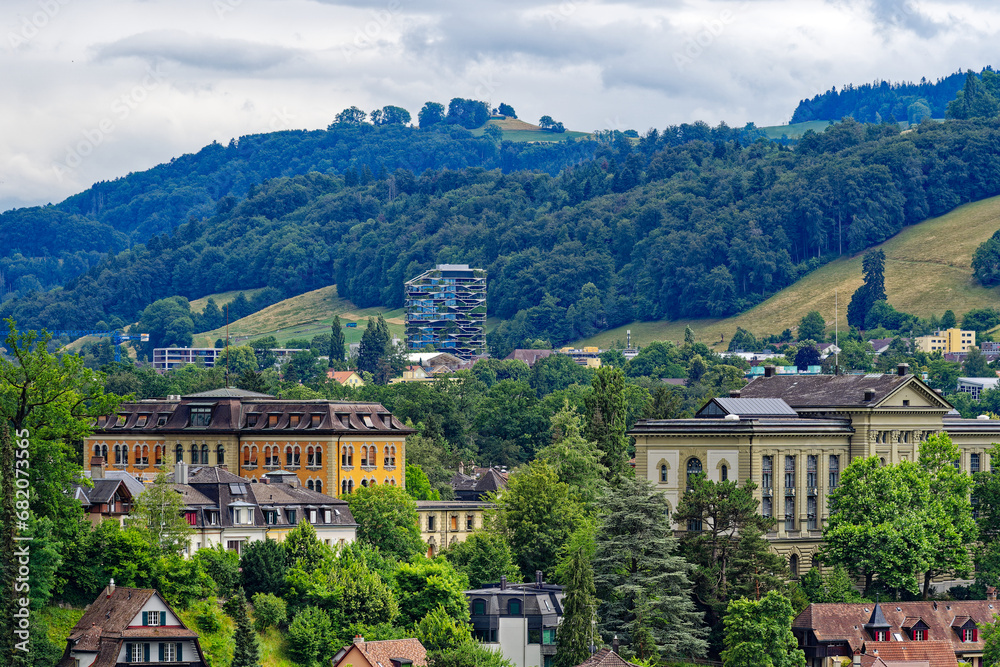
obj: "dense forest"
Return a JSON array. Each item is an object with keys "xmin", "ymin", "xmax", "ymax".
[
  {"xmin": 790, "ymin": 67, "xmax": 993, "ymax": 123},
  {"xmin": 5, "ymin": 113, "xmax": 1000, "ymax": 352}
]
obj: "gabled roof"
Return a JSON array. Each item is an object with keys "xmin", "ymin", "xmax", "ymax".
[
  {"xmin": 740, "ymin": 373, "xmax": 951, "ymax": 409},
  {"xmin": 574, "ymin": 648, "xmax": 642, "ymax": 667},
  {"xmin": 504, "ymin": 349, "xmax": 554, "ymax": 367},
  {"xmin": 475, "ymin": 468, "xmax": 508, "ymax": 493},
  {"xmin": 697, "ymin": 397, "xmax": 797, "ymax": 418},
  {"xmin": 861, "ymin": 640, "xmax": 958, "ymax": 667},
  {"xmin": 333, "ymin": 638, "xmax": 428, "ymax": 667}
]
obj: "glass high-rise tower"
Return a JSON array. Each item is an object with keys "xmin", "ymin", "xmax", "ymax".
[{"xmin": 405, "ymin": 264, "xmax": 486, "ymax": 360}]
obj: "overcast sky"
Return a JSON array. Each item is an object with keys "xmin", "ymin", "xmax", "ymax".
[{"xmin": 1, "ymin": 0, "xmax": 997, "ymax": 212}]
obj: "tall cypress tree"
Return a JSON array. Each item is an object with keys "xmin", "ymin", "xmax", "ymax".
[
  {"xmin": 329, "ymin": 316, "xmax": 346, "ymax": 368},
  {"xmin": 847, "ymin": 249, "xmax": 887, "ymax": 329},
  {"xmin": 231, "ymin": 588, "xmax": 261, "ymax": 667},
  {"xmin": 553, "ymin": 524, "xmax": 598, "ymax": 667}
]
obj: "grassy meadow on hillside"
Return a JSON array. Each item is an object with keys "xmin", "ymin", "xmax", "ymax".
[
  {"xmin": 471, "ymin": 117, "xmax": 591, "ymax": 142},
  {"xmin": 191, "ymin": 285, "xmax": 405, "ymax": 348},
  {"xmin": 578, "ymin": 194, "xmax": 1000, "ymax": 351}
]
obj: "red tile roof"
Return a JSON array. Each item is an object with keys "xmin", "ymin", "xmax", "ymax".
[
  {"xmin": 574, "ymin": 648, "xmax": 642, "ymax": 667},
  {"xmin": 334, "ymin": 638, "xmax": 428, "ymax": 667},
  {"xmin": 862, "ymin": 640, "xmax": 958, "ymax": 666}
]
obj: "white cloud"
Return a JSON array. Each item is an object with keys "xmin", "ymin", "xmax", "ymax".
[{"xmin": 1, "ymin": 0, "xmax": 999, "ymax": 211}]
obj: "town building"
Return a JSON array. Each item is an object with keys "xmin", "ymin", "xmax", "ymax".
[
  {"xmin": 557, "ymin": 346, "xmax": 602, "ymax": 367},
  {"xmin": 467, "ymin": 573, "xmax": 565, "ymax": 667},
  {"xmin": 956, "ymin": 376, "xmax": 1000, "ymax": 400},
  {"xmin": 451, "ymin": 465, "xmax": 508, "ymax": 501},
  {"xmin": 416, "ymin": 499, "xmax": 492, "ymax": 557},
  {"xmin": 573, "ymin": 646, "xmax": 642, "ymax": 667},
  {"xmin": 83, "ymin": 387, "xmax": 413, "ymax": 495},
  {"xmin": 58, "ymin": 582, "xmax": 207, "ymax": 666},
  {"xmin": 914, "ymin": 328, "xmax": 976, "ymax": 354},
  {"xmin": 332, "ymin": 636, "xmax": 427, "ymax": 667},
  {"xmin": 328, "ymin": 370, "xmax": 365, "ymax": 387},
  {"xmin": 72, "ymin": 470, "xmax": 146, "ymax": 526},
  {"xmin": 152, "ymin": 347, "xmax": 305, "ymax": 372},
  {"xmin": 792, "ymin": 600, "xmax": 996, "ymax": 666},
  {"xmin": 630, "ymin": 365, "xmax": 1000, "ymax": 579},
  {"xmin": 504, "ymin": 349, "xmax": 554, "ymax": 367},
  {"xmin": 405, "ymin": 264, "xmax": 487, "ymax": 360},
  {"xmin": 168, "ymin": 464, "xmax": 356, "ymax": 555}
]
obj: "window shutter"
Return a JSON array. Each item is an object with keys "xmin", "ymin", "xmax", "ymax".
[
  {"xmin": 144, "ymin": 643, "xmax": 150, "ymax": 662},
  {"xmin": 177, "ymin": 642, "xmax": 183, "ymax": 661},
  {"xmin": 159, "ymin": 643, "xmax": 165, "ymax": 661},
  {"xmin": 142, "ymin": 611, "xmax": 148, "ymax": 626},
  {"xmin": 125, "ymin": 643, "xmax": 133, "ymax": 662}
]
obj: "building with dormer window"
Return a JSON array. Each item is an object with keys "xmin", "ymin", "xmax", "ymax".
[{"xmin": 58, "ymin": 582, "xmax": 207, "ymax": 666}]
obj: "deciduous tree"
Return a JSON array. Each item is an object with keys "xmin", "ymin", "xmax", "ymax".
[
  {"xmin": 443, "ymin": 531, "xmax": 521, "ymax": 590},
  {"xmin": 346, "ymin": 484, "xmax": 425, "ymax": 561},
  {"xmin": 721, "ymin": 591, "xmax": 805, "ymax": 667}
]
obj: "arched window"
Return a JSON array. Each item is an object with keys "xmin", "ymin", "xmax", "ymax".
[
  {"xmin": 120, "ymin": 445, "xmax": 128, "ymax": 465},
  {"xmin": 142, "ymin": 446, "xmax": 149, "ymax": 466},
  {"xmin": 390, "ymin": 446, "xmax": 396, "ymax": 467},
  {"xmin": 217, "ymin": 445, "xmax": 225, "ymax": 465},
  {"xmin": 100, "ymin": 444, "xmax": 108, "ymax": 459},
  {"xmin": 361, "ymin": 478, "xmax": 369, "ymax": 488},
  {"xmin": 347, "ymin": 480, "xmax": 353, "ymax": 493},
  {"xmin": 242, "ymin": 446, "xmax": 250, "ymax": 467},
  {"xmin": 307, "ymin": 480, "xmax": 314, "ymax": 491},
  {"xmin": 176, "ymin": 444, "xmax": 184, "ymax": 464},
  {"xmin": 341, "ymin": 480, "xmax": 348, "ymax": 496},
  {"xmin": 384, "ymin": 446, "xmax": 390, "ymax": 467},
  {"xmin": 686, "ymin": 457, "xmax": 703, "ymax": 491},
  {"xmin": 315, "ymin": 480, "xmax": 322, "ymax": 494},
  {"xmin": 361, "ymin": 446, "xmax": 369, "ymax": 467},
  {"xmin": 286, "ymin": 446, "xmax": 293, "ymax": 467},
  {"xmin": 307, "ymin": 446, "xmax": 315, "ymax": 467},
  {"xmin": 342, "ymin": 446, "xmax": 349, "ymax": 467},
  {"xmin": 293, "ymin": 446, "xmax": 300, "ymax": 466},
  {"xmin": 201, "ymin": 444, "xmax": 209, "ymax": 464},
  {"xmin": 113, "ymin": 444, "xmax": 120, "ymax": 465},
  {"xmin": 660, "ymin": 464, "xmax": 668, "ymax": 483},
  {"xmin": 720, "ymin": 464, "xmax": 728, "ymax": 482},
  {"xmin": 789, "ymin": 554, "xmax": 799, "ymax": 577},
  {"xmin": 135, "ymin": 445, "xmax": 142, "ymax": 465},
  {"xmin": 348, "ymin": 446, "xmax": 354, "ymax": 466},
  {"xmin": 154, "ymin": 445, "xmax": 162, "ymax": 466},
  {"xmin": 315, "ymin": 446, "xmax": 322, "ymax": 467},
  {"xmin": 94, "ymin": 444, "xmax": 101, "ymax": 458},
  {"xmin": 370, "ymin": 478, "xmax": 377, "ymax": 486},
  {"xmin": 391, "ymin": 478, "xmax": 396, "ymax": 486},
  {"xmin": 250, "ymin": 446, "xmax": 258, "ymax": 467},
  {"xmin": 191, "ymin": 444, "xmax": 199, "ymax": 464}
]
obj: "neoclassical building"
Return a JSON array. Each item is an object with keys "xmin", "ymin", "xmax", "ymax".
[
  {"xmin": 84, "ymin": 388, "xmax": 412, "ymax": 497},
  {"xmin": 631, "ymin": 364, "xmax": 1000, "ymax": 577}
]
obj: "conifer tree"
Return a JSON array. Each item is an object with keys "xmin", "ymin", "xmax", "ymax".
[
  {"xmin": 231, "ymin": 588, "xmax": 261, "ymax": 667},
  {"xmin": 329, "ymin": 315, "xmax": 346, "ymax": 368},
  {"xmin": 553, "ymin": 523, "xmax": 598, "ymax": 667},
  {"xmin": 585, "ymin": 367, "xmax": 629, "ymax": 482},
  {"xmin": 593, "ymin": 476, "xmax": 707, "ymax": 661}
]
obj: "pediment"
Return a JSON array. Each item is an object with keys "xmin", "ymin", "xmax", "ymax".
[{"xmin": 874, "ymin": 376, "xmax": 952, "ymax": 410}]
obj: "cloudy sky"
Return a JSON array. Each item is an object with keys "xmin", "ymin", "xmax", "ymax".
[{"xmin": 1, "ymin": 0, "xmax": 997, "ymax": 212}]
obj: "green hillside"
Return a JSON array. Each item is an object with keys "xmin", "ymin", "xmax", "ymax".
[
  {"xmin": 759, "ymin": 120, "xmax": 834, "ymax": 139},
  {"xmin": 190, "ymin": 285, "xmax": 405, "ymax": 348},
  {"xmin": 577, "ymin": 194, "xmax": 1000, "ymax": 351}
]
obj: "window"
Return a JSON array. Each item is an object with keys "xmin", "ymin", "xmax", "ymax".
[
  {"xmin": 157, "ymin": 414, "xmax": 169, "ymax": 426},
  {"xmin": 246, "ymin": 414, "xmax": 258, "ymax": 427},
  {"xmin": 912, "ymin": 628, "xmax": 927, "ymax": 641},
  {"xmin": 972, "ymin": 453, "xmax": 981, "ymax": 473},
  {"xmin": 789, "ymin": 554, "xmax": 798, "ymax": 577},
  {"xmin": 467, "ymin": 515, "xmax": 475, "ymax": 530},
  {"xmin": 217, "ymin": 445, "xmax": 225, "ymax": 465},
  {"xmin": 962, "ymin": 628, "xmax": 978, "ymax": 642},
  {"xmin": 201, "ymin": 444, "xmax": 209, "ymax": 464},
  {"xmin": 528, "ymin": 629, "xmax": 541, "ymax": 644},
  {"xmin": 472, "ymin": 599, "xmax": 486, "ymax": 615},
  {"xmin": 389, "ymin": 445, "xmax": 396, "ymax": 467},
  {"xmin": 807, "ymin": 455, "xmax": 817, "ymax": 488},
  {"xmin": 242, "ymin": 446, "xmax": 251, "ymax": 467},
  {"xmin": 309, "ymin": 510, "xmax": 317, "ymax": 524},
  {"xmin": 785, "ymin": 455, "xmax": 796, "ymax": 489},
  {"xmin": 307, "ymin": 447, "xmax": 315, "ymax": 467},
  {"xmin": 341, "ymin": 480, "xmax": 349, "ymax": 496},
  {"xmin": 154, "ymin": 445, "xmax": 162, "ymax": 466},
  {"xmin": 316, "ymin": 480, "xmax": 323, "ymax": 494},
  {"xmin": 720, "ymin": 464, "xmax": 728, "ymax": 482},
  {"xmin": 162, "ymin": 643, "xmax": 177, "ymax": 661},
  {"xmin": 784, "ymin": 495, "xmax": 795, "ymax": 530},
  {"xmin": 762, "ymin": 456, "xmax": 773, "ymax": 489},
  {"xmin": 687, "ymin": 516, "xmax": 702, "ymax": 532},
  {"xmin": 287, "ymin": 510, "xmax": 296, "ymax": 525},
  {"xmin": 136, "ymin": 415, "xmax": 148, "ymax": 427},
  {"xmin": 290, "ymin": 414, "xmax": 300, "ymax": 427},
  {"xmin": 762, "ymin": 496, "xmax": 772, "ymax": 518},
  {"xmin": 130, "ymin": 643, "xmax": 145, "ymax": 662},
  {"xmin": 686, "ymin": 457, "xmax": 703, "ymax": 491},
  {"xmin": 829, "ymin": 455, "xmax": 840, "ymax": 489},
  {"xmin": 543, "ymin": 628, "xmax": 557, "ymax": 645},
  {"xmin": 307, "ymin": 480, "xmax": 314, "ymax": 491},
  {"xmin": 428, "ymin": 516, "xmax": 436, "ymax": 531},
  {"xmin": 189, "ymin": 407, "xmax": 212, "ymax": 427},
  {"xmin": 508, "ymin": 599, "xmax": 522, "ymax": 615},
  {"xmin": 226, "ymin": 540, "xmax": 242, "ymax": 554},
  {"xmin": 184, "ymin": 512, "xmax": 197, "ymax": 526},
  {"xmin": 384, "ymin": 446, "xmax": 390, "ymax": 467},
  {"xmin": 361, "ymin": 446, "xmax": 369, "ymax": 467},
  {"xmin": 268, "ymin": 414, "xmax": 279, "ymax": 427},
  {"xmin": 311, "ymin": 414, "xmax": 322, "ymax": 427},
  {"xmin": 807, "ymin": 496, "xmax": 817, "ymax": 530},
  {"xmin": 115, "ymin": 414, "xmax": 127, "ymax": 427},
  {"xmin": 660, "ymin": 464, "xmax": 668, "ymax": 483},
  {"xmin": 315, "ymin": 447, "xmax": 322, "ymax": 466},
  {"xmin": 342, "ymin": 446, "xmax": 353, "ymax": 467},
  {"xmin": 873, "ymin": 630, "xmax": 888, "ymax": 641},
  {"xmin": 191, "ymin": 444, "xmax": 198, "ymax": 463}
]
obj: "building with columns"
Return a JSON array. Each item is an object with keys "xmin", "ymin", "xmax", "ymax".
[
  {"xmin": 83, "ymin": 388, "xmax": 412, "ymax": 497},
  {"xmin": 631, "ymin": 364, "xmax": 1000, "ymax": 579}
]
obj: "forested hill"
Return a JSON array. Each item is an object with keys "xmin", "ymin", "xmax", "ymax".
[
  {"xmin": 6, "ymin": 117, "xmax": 1000, "ymax": 355},
  {"xmin": 0, "ymin": 123, "xmax": 595, "ymax": 296},
  {"xmin": 790, "ymin": 68, "xmax": 992, "ymax": 123}
]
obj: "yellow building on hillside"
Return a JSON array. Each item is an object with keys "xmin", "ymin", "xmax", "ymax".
[
  {"xmin": 914, "ymin": 328, "xmax": 976, "ymax": 354},
  {"xmin": 83, "ymin": 388, "xmax": 411, "ymax": 498}
]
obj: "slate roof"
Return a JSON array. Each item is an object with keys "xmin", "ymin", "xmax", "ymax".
[
  {"xmin": 333, "ymin": 638, "xmax": 428, "ymax": 667},
  {"xmin": 574, "ymin": 648, "xmax": 642, "ymax": 667},
  {"xmin": 505, "ymin": 349, "xmax": 554, "ymax": 367},
  {"xmin": 860, "ymin": 640, "xmax": 958, "ymax": 667},
  {"xmin": 697, "ymin": 397, "xmax": 797, "ymax": 418},
  {"xmin": 792, "ymin": 602, "xmax": 997, "ymax": 653},
  {"xmin": 740, "ymin": 373, "xmax": 946, "ymax": 408},
  {"xmin": 72, "ymin": 476, "xmax": 140, "ymax": 510},
  {"xmin": 184, "ymin": 387, "xmax": 273, "ymax": 398}
]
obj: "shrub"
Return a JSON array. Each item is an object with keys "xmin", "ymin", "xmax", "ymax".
[
  {"xmin": 252, "ymin": 592, "xmax": 288, "ymax": 632},
  {"xmin": 288, "ymin": 606, "xmax": 335, "ymax": 666}
]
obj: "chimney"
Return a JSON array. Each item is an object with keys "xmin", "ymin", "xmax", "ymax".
[
  {"xmin": 863, "ymin": 389, "xmax": 876, "ymax": 402},
  {"xmin": 612, "ymin": 635, "xmax": 619, "ymax": 654},
  {"xmin": 897, "ymin": 363, "xmax": 909, "ymax": 377},
  {"xmin": 535, "ymin": 570, "xmax": 543, "ymax": 588},
  {"xmin": 988, "ymin": 586, "xmax": 997, "ymax": 601},
  {"xmin": 853, "ymin": 649, "xmax": 861, "ymax": 666},
  {"xmin": 353, "ymin": 635, "xmax": 364, "ymax": 645},
  {"xmin": 764, "ymin": 365, "xmax": 775, "ymax": 378},
  {"xmin": 107, "ymin": 579, "xmax": 115, "ymax": 598},
  {"xmin": 174, "ymin": 460, "xmax": 188, "ymax": 485},
  {"xmin": 91, "ymin": 457, "xmax": 105, "ymax": 479},
  {"xmin": 729, "ymin": 390, "xmax": 741, "ymax": 398},
  {"xmin": 500, "ymin": 576, "xmax": 507, "ymax": 590}
]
